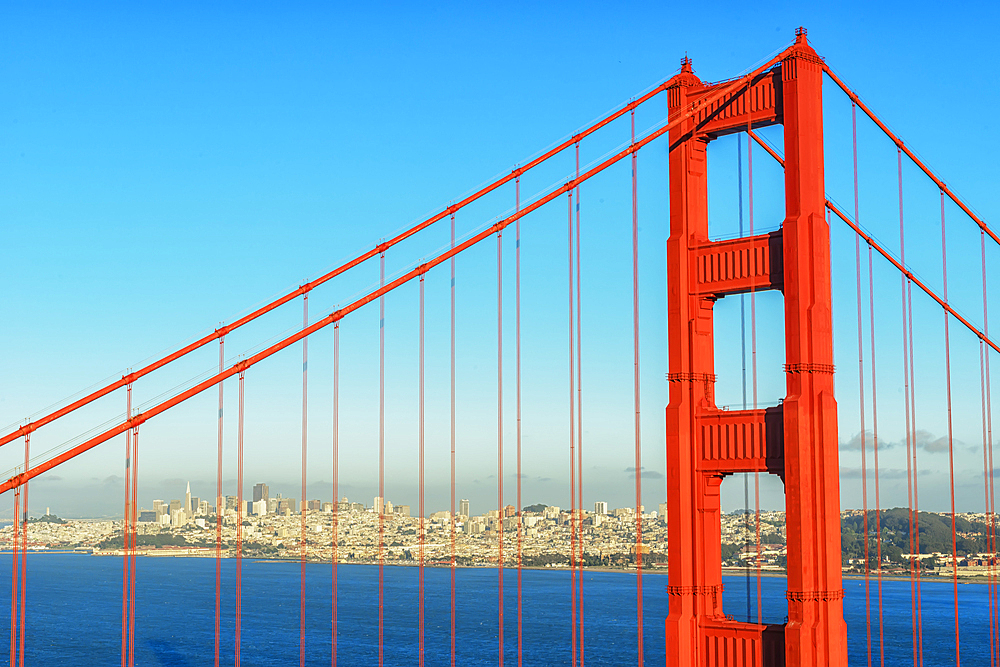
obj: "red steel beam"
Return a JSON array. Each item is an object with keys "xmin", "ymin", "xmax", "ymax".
[
  {"xmin": 822, "ymin": 64, "xmax": 1000, "ymax": 247},
  {"xmin": 747, "ymin": 128, "xmax": 999, "ymax": 356},
  {"xmin": 0, "ymin": 46, "xmax": 795, "ymax": 495}
]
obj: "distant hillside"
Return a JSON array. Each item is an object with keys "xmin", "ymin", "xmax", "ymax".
[{"xmin": 842, "ymin": 508, "xmax": 993, "ymax": 564}]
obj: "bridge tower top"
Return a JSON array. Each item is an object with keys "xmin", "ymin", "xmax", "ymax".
[{"xmin": 664, "ymin": 29, "xmax": 848, "ymax": 667}]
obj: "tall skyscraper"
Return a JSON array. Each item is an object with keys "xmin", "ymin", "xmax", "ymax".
[
  {"xmin": 253, "ymin": 483, "xmax": 269, "ymax": 504},
  {"xmin": 594, "ymin": 501, "xmax": 608, "ymax": 515},
  {"xmin": 185, "ymin": 482, "xmax": 192, "ymax": 516},
  {"xmin": 459, "ymin": 499, "xmax": 470, "ymax": 517}
]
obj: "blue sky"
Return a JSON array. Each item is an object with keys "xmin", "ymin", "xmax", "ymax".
[{"xmin": 2, "ymin": 1, "xmax": 999, "ymax": 517}]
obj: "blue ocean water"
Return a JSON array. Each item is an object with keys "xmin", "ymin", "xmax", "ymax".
[{"xmin": 0, "ymin": 553, "xmax": 992, "ymax": 665}]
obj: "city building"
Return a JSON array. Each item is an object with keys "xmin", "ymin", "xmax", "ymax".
[
  {"xmin": 594, "ymin": 501, "xmax": 607, "ymax": 515},
  {"xmin": 459, "ymin": 499, "xmax": 470, "ymax": 517},
  {"xmin": 253, "ymin": 483, "xmax": 269, "ymax": 505},
  {"xmin": 185, "ymin": 482, "xmax": 192, "ymax": 517}
]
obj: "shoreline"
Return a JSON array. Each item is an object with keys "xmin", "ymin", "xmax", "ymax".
[{"xmin": 8, "ymin": 550, "xmax": 996, "ymax": 585}]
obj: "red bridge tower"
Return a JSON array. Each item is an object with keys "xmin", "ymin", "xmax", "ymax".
[{"xmin": 664, "ymin": 30, "xmax": 848, "ymax": 666}]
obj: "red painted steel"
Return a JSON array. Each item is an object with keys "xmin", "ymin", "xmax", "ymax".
[{"xmin": 664, "ymin": 29, "xmax": 847, "ymax": 666}]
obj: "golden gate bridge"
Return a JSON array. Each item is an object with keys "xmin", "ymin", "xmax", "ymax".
[{"xmin": 2, "ymin": 28, "xmax": 999, "ymax": 667}]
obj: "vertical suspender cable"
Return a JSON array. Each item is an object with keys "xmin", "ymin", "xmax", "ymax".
[
  {"xmin": 852, "ymin": 103, "xmax": 873, "ymax": 667},
  {"xmin": 121, "ymin": 386, "xmax": 131, "ymax": 667},
  {"xmin": 515, "ymin": 176, "xmax": 524, "ymax": 667},
  {"xmin": 450, "ymin": 211, "xmax": 458, "ymax": 667},
  {"xmin": 738, "ymin": 134, "xmax": 751, "ymax": 624},
  {"xmin": 216, "ymin": 338, "xmax": 224, "ymax": 667},
  {"xmin": 631, "ymin": 106, "xmax": 644, "ymax": 666},
  {"xmin": 575, "ymin": 142, "xmax": 585, "ymax": 667},
  {"xmin": 300, "ymin": 294, "xmax": 309, "ymax": 667},
  {"xmin": 235, "ymin": 370, "xmax": 245, "ymax": 667},
  {"xmin": 982, "ymin": 289, "xmax": 994, "ymax": 667},
  {"xmin": 497, "ymin": 220, "xmax": 505, "ymax": 667},
  {"xmin": 940, "ymin": 192, "xmax": 961, "ymax": 666},
  {"xmin": 868, "ymin": 241, "xmax": 885, "ymax": 667},
  {"xmin": 129, "ymin": 424, "xmax": 138, "ymax": 667},
  {"xmin": 16, "ymin": 432, "xmax": 29, "ymax": 667},
  {"xmin": 747, "ymin": 130, "xmax": 762, "ymax": 629},
  {"xmin": 332, "ymin": 322, "xmax": 340, "ymax": 667},
  {"xmin": 419, "ymin": 275, "xmax": 426, "ymax": 667},
  {"xmin": 908, "ymin": 244, "xmax": 924, "ymax": 667},
  {"xmin": 568, "ymin": 189, "xmax": 577, "ymax": 667},
  {"xmin": 378, "ymin": 251, "xmax": 386, "ymax": 667},
  {"xmin": 982, "ymin": 229, "xmax": 997, "ymax": 666},
  {"xmin": 9, "ymin": 479, "xmax": 19, "ymax": 667},
  {"xmin": 898, "ymin": 149, "xmax": 919, "ymax": 667}
]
